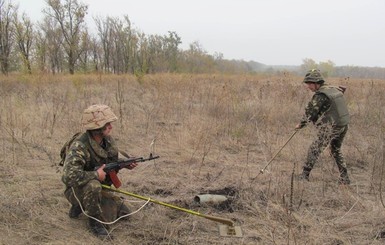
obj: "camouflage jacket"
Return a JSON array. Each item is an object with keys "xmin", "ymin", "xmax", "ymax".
[
  {"xmin": 61, "ymin": 131, "xmax": 119, "ymax": 188},
  {"xmin": 299, "ymin": 91, "xmax": 331, "ymax": 128}
]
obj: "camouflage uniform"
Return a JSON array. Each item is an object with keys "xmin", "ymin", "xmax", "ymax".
[
  {"xmin": 62, "ymin": 131, "xmax": 119, "ymax": 220},
  {"xmin": 299, "ymin": 70, "xmax": 351, "ymax": 184},
  {"xmin": 61, "ymin": 104, "xmax": 131, "ymax": 238}
]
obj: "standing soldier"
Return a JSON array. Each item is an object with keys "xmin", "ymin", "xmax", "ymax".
[
  {"xmin": 296, "ymin": 69, "xmax": 351, "ymax": 184},
  {"xmin": 61, "ymin": 104, "xmax": 137, "ymax": 238}
]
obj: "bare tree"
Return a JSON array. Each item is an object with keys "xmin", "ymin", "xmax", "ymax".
[
  {"xmin": 118, "ymin": 16, "xmax": 137, "ymax": 74},
  {"xmin": 44, "ymin": 0, "xmax": 88, "ymax": 74},
  {"xmin": 164, "ymin": 31, "xmax": 181, "ymax": 72},
  {"xmin": 94, "ymin": 15, "xmax": 112, "ymax": 73},
  {"xmin": 38, "ymin": 17, "xmax": 65, "ymax": 74},
  {"xmin": 34, "ymin": 30, "xmax": 47, "ymax": 72},
  {"xmin": 0, "ymin": 0, "xmax": 16, "ymax": 74},
  {"xmin": 13, "ymin": 12, "xmax": 33, "ymax": 74},
  {"xmin": 109, "ymin": 17, "xmax": 125, "ymax": 74},
  {"xmin": 89, "ymin": 35, "xmax": 101, "ymax": 72},
  {"xmin": 95, "ymin": 15, "xmax": 138, "ymax": 74},
  {"xmin": 77, "ymin": 29, "xmax": 94, "ymax": 72}
]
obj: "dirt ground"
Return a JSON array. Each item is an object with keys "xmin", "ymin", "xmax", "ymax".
[{"xmin": 1, "ymin": 74, "xmax": 385, "ymax": 244}]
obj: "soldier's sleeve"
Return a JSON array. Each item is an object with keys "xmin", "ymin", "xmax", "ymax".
[
  {"xmin": 304, "ymin": 93, "xmax": 330, "ymax": 124},
  {"xmin": 61, "ymin": 141, "xmax": 99, "ymax": 187}
]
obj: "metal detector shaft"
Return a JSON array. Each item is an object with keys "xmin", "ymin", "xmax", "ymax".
[
  {"xmin": 260, "ymin": 129, "xmax": 299, "ymax": 173},
  {"xmin": 101, "ymin": 185, "xmax": 234, "ymax": 227}
]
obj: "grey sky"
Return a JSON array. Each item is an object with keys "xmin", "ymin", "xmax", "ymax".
[{"xmin": 16, "ymin": 0, "xmax": 385, "ymax": 67}]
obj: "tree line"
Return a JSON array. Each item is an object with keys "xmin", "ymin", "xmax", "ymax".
[
  {"xmin": 0, "ymin": 0, "xmax": 257, "ymax": 75},
  {"xmin": 1, "ymin": 0, "xmax": 384, "ymax": 78}
]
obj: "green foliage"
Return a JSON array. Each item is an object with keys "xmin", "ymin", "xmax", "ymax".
[
  {"xmin": 300, "ymin": 58, "xmax": 318, "ymax": 73},
  {"xmin": 300, "ymin": 59, "xmax": 336, "ymax": 78},
  {"xmin": 318, "ymin": 60, "xmax": 335, "ymax": 77}
]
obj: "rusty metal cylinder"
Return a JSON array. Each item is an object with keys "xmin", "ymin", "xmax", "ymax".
[{"xmin": 194, "ymin": 194, "xmax": 228, "ymax": 204}]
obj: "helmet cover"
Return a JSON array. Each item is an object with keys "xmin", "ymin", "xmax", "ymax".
[{"xmin": 81, "ymin": 104, "xmax": 118, "ymax": 130}]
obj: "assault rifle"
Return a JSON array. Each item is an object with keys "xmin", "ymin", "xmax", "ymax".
[{"xmin": 97, "ymin": 153, "xmax": 160, "ymax": 188}]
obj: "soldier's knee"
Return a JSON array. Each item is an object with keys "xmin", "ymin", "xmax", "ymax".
[{"xmin": 84, "ymin": 179, "xmax": 102, "ymax": 195}]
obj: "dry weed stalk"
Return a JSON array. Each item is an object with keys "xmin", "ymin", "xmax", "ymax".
[
  {"xmin": 379, "ymin": 113, "xmax": 385, "ymax": 209},
  {"xmin": 115, "ymin": 79, "xmax": 125, "ymax": 130}
]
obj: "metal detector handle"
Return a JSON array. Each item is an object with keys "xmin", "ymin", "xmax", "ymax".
[{"xmin": 259, "ymin": 129, "xmax": 299, "ymax": 173}]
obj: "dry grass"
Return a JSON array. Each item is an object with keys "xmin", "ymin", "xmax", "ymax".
[{"xmin": 0, "ymin": 73, "xmax": 384, "ymax": 244}]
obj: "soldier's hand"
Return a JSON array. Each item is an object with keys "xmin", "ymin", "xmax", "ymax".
[
  {"xmin": 295, "ymin": 123, "xmax": 306, "ymax": 129},
  {"xmin": 126, "ymin": 162, "xmax": 138, "ymax": 170},
  {"xmin": 96, "ymin": 164, "xmax": 106, "ymax": 181}
]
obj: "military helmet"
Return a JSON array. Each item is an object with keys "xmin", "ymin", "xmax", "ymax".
[
  {"xmin": 81, "ymin": 104, "xmax": 118, "ymax": 130},
  {"xmin": 303, "ymin": 69, "xmax": 325, "ymax": 84}
]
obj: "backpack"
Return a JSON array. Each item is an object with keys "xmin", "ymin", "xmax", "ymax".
[{"xmin": 59, "ymin": 132, "xmax": 82, "ymax": 166}]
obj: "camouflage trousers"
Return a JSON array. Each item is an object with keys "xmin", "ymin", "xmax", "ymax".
[
  {"xmin": 64, "ymin": 179, "xmax": 126, "ymax": 222},
  {"xmin": 304, "ymin": 124, "xmax": 349, "ymax": 174}
]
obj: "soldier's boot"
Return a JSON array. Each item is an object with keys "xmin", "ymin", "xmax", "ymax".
[
  {"xmin": 88, "ymin": 218, "xmax": 109, "ymax": 237},
  {"xmin": 338, "ymin": 168, "xmax": 351, "ymax": 185},
  {"xmin": 68, "ymin": 204, "xmax": 82, "ymax": 219},
  {"xmin": 298, "ymin": 167, "xmax": 311, "ymax": 181}
]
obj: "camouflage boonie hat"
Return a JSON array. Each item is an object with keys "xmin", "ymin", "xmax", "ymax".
[
  {"xmin": 303, "ymin": 69, "xmax": 325, "ymax": 84},
  {"xmin": 81, "ymin": 104, "xmax": 118, "ymax": 130}
]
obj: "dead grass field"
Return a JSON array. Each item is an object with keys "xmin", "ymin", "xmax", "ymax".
[{"xmin": 0, "ymin": 73, "xmax": 384, "ymax": 244}]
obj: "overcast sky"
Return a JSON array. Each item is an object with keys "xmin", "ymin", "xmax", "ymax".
[{"xmin": 16, "ymin": 0, "xmax": 385, "ymax": 67}]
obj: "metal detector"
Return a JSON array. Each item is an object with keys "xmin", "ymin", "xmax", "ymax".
[
  {"xmin": 259, "ymin": 129, "xmax": 299, "ymax": 174},
  {"xmin": 250, "ymin": 129, "xmax": 299, "ymax": 183},
  {"xmin": 101, "ymin": 185, "xmax": 243, "ymax": 237}
]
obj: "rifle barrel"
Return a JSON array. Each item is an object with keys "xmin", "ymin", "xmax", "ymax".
[{"xmin": 101, "ymin": 155, "xmax": 160, "ymax": 171}]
